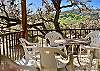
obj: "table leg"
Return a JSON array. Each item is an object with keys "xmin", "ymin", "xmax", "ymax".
[{"xmin": 66, "ymin": 54, "xmax": 75, "ymax": 71}]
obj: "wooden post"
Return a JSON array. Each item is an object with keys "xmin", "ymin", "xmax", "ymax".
[{"xmin": 21, "ymin": 0, "xmax": 28, "ymax": 39}]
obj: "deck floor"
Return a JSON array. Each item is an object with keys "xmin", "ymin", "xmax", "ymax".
[{"xmin": 0, "ymin": 55, "xmax": 99, "ymax": 71}]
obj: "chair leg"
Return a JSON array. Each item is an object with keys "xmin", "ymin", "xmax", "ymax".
[
  {"xmin": 87, "ymin": 50, "xmax": 93, "ymax": 71},
  {"xmin": 98, "ymin": 59, "xmax": 100, "ymax": 71},
  {"xmin": 95, "ymin": 59, "xmax": 100, "ymax": 71},
  {"xmin": 64, "ymin": 47, "xmax": 67, "ymax": 55},
  {"xmin": 96, "ymin": 59, "xmax": 99, "ymax": 71}
]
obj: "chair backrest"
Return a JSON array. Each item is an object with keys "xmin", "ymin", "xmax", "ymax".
[
  {"xmin": 39, "ymin": 47, "xmax": 58, "ymax": 71},
  {"xmin": 85, "ymin": 30, "xmax": 100, "ymax": 47},
  {"xmin": 45, "ymin": 31, "xmax": 63, "ymax": 47},
  {"xmin": 19, "ymin": 38, "xmax": 37, "ymax": 60},
  {"xmin": 39, "ymin": 47, "xmax": 68, "ymax": 71}
]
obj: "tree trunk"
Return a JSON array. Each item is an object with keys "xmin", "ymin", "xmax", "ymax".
[
  {"xmin": 54, "ymin": 11, "xmax": 60, "ymax": 31},
  {"xmin": 54, "ymin": 10, "xmax": 63, "ymax": 35}
]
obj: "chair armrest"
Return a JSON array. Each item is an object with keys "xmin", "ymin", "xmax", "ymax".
[
  {"xmin": 25, "ymin": 41, "xmax": 37, "ymax": 46},
  {"xmin": 28, "ymin": 43, "xmax": 37, "ymax": 46},
  {"xmin": 83, "ymin": 46, "xmax": 100, "ymax": 50},
  {"xmin": 55, "ymin": 48, "xmax": 68, "ymax": 59}
]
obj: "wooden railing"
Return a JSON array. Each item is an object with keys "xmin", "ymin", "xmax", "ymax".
[
  {"xmin": 0, "ymin": 29, "xmax": 99, "ymax": 61},
  {"xmin": 0, "ymin": 32, "xmax": 24, "ymax": 61},
  {"xmin": 28, "ymin": 29, "xmax": 99, "ymax": 47}
]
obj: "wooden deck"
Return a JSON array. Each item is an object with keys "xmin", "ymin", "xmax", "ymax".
[{"xmin": 0, "ymin": 54, "xmax": 99, "ymax": 71}]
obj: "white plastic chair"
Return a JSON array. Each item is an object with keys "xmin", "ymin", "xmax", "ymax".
[
  {"xmin": 45, "ymin": 31, "xmax": 67, "ymax": 55},
  {"xmin": 35, "ymin": 47, "xmax": 73, "ymax": 71},
  {"xmin": 18, "ymin": 38, "xmax": 40, "ymax": 68},
  {"xmin": 45, "ymin": 31, "xmax": 64, "ymax": 47},
  {"xmin": 81, "ymin": 30, "xmax": 100, "ymax": 70},
  {"xmin": 19, "ymin": 38, "xmax": 38, "ymax": 59},
  {"xmin": 85, "ymin": 30, "xmax": 100, "ymax": 47},
  {"xmin": 45, "ymin": 31, "xmax": 76, "ymax": 71}
]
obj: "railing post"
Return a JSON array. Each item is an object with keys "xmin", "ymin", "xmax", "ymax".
[
  {"xmin": 0, "ymin": 38, "xmax": 1, "ymax": 65},
  {"xmin": 5, "ymin": 35, "xmax": 8, "ymax": 57}
]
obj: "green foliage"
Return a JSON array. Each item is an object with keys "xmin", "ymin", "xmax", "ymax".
[{"xmin": 59, "ymin": 12, "xmax": 88, "ymax": 29}]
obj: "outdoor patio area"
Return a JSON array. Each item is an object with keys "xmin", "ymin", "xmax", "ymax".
[
  {"xmin": 0, "ymin": 0, "xmax": 100, "ymax": 71},
  {"xmin": 1, "ymin": 29, "xmax": 100, "ymax": 71}
]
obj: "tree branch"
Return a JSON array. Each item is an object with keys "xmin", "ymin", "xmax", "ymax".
[
  {"xmin": 80, "ymin": 2, "xmax": 91, "ymax": 11},
  {"xmin": 6, "ymin": 22, "xmax": 19, "ymax": 28},
  {"xmin": 0, "ymin": 16, "xmax": 21, "ymax": 27},
  {"xmin": 38, "ymin": 11, "xmax": 54, "ymax": 23},
  {"xmin": 32, "ymin": 26, "xmax": 46, "ymax": 36},
  {"xmin": 75, "ymin": 5, "xmax": 82, "ymax": 13},
  {"xmin": 0, "ymin": 16, "xmax": 20, "ymax": 22},
  {"xmin": 60, "ymin": 3, "xmax": 74, "ymax": 9},
  {"xmin": 40, "ymin": 17, "xmax": 54, "ymax": 22},
  {"xmin": 28, "ymin": 22, "xmax": 44, "ymax": 28},
  {"xmin": 0, "ymin": 0, "xmax": 9, "ymax": 18}
]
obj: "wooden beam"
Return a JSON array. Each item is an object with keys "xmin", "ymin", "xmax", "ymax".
[{"xmin": 21, "ymin": 0, "xmax": 28, "ymax": 39}]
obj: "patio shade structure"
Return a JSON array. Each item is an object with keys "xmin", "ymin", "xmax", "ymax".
[{"xmin": 21, "ymin": 0, "xmax": 28, "ymax": 39}]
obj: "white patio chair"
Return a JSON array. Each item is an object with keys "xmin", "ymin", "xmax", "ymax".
[
  {"xmin": 84, "ymin": 30, "xmax": 100, "ymax": 47},
  {"xmin": 80, "ymin": 30, "xmax": 100, "ymax": 70},
  {"xmin": 45, "ymin": 31, "xmax": 67, "ymax": 55},
  {"xmin": 18, "ymin": 38, "xmax": 40, "ymax": 69},
  {"xmin": 45, "ymin": 31, "xmax": 64, "ymax": 47},
  {"xmin": 35, "ymin": 47, "xmax": 74, "ymax": 71}
]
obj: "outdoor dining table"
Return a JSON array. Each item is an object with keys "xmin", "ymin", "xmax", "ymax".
[
  {"xmin": 54, "ymin": 38, "xmax": 90, "ymax": 45},
  {"xmin": 54, "ymin": 38, "xmax": 90, "ymax": 54},
  {"xmin": 55, "ymin": 38, "xmax": 100, "ymax": 56}
]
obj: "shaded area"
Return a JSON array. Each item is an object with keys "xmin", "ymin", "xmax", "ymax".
[
  {"xmin": 0, "ymin": 55, "xmax": 38, "ymax": 71},
  {"xmin": 0, "ymin": 55, "xmax": 21, "ymax": 71}
]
